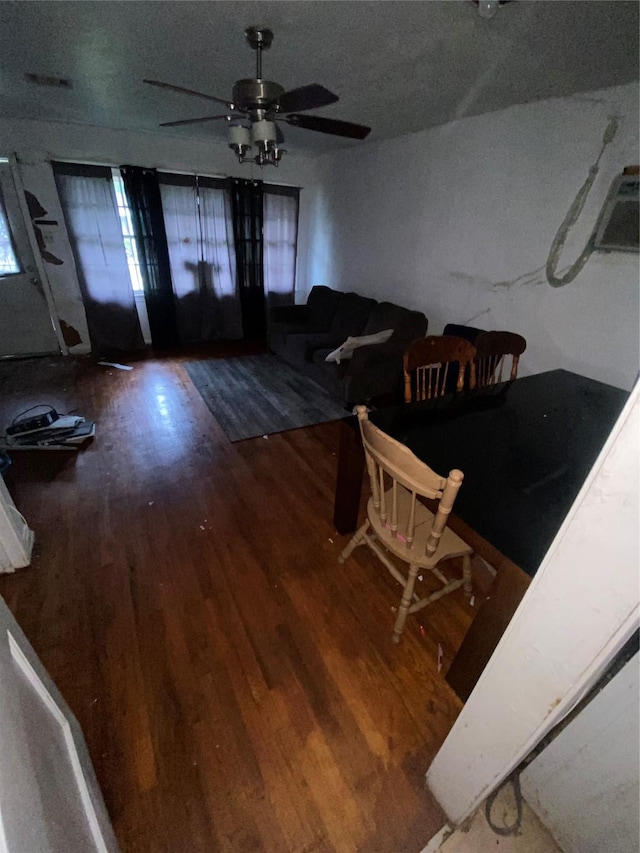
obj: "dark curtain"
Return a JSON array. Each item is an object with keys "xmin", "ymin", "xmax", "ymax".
[
  {"xmin": 229, "ymin": 178, "xmax": 265, "ymax": 340},
  {"xmin": 158, "ymin": 173, "xmax": 243, "ymax": 342},
  {"xmin": 53, "ymin": 162, "xmax": 145, "ymax": 353},
  {"xmin": 120, "ymin": 165, "xmax": 179, "ymax": 348}
]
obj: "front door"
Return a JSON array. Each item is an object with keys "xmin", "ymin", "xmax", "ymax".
[
  {"xmin": 0, "ymin": 159, "xmax": 59, "ymax": 356},
  {"xmin": 0, "ymin": 595, "xmax": 120, "ymax": 851}
]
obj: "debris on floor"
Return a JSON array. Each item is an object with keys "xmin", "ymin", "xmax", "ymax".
[
  {"xmin": 1, "ymin": 405, "xmax": 95, "ymax": 450},
  {"xmin": 98, "ymin": 361, "xmax": 133, "ymax": 370}
]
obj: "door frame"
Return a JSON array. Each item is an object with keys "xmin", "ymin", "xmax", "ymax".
[
  {"xmin": 0, "ymin": 595, "xmax": 120, "ymax": 850},
  {"xmin": 7, "ymin": 154, "xmax": 67, "ymax": 356},
  {"xmin": 426, "ymin": 381, "xmax": 639, "ymax": 824}
]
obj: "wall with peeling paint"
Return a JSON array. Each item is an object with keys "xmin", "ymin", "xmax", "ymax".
[
  {"xmin": 0, "ymin": 119, "xmax": 318, "ymax": 354},
  {"xmin": 11, "ymin": 156, "xmax": 92, "ymax": 354},
  {"xmin": 308, "ymin": 82, "xmax": 639, "ymax": 391}
]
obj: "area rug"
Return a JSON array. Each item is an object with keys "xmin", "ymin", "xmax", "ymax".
[{"xmin": 184, "ymin": 354, "xmax": 348, "ymax": 442}]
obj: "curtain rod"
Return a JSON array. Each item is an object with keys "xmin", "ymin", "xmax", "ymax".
[{"xmin": 48, "ymin": 158, "xmax": 303, "ymax": 189}]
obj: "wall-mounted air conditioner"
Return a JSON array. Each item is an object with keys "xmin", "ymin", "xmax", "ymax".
[{"xmin": 592, "ymin": 172, "xmax": 639, "ymax": 253}]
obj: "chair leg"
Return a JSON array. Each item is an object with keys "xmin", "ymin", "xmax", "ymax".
[
  {"xmin": 392, "ymin": 563, "xmax": 420, "ymax": 643},
  {"xmin": 462, "ymin": 554, "xmax": 473, "ymax": 596},
  {"xmin": 338, "ymin": 520, "xmax": 370, "ymax": 564}
]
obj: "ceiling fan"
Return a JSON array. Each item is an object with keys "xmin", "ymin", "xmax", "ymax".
[{"xmin": 144, "ymin": 26, "xmax": 371, "ymax": 167}]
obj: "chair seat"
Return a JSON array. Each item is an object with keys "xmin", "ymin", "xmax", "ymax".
[{"xmin": 368, "ymin": 487, "xmax": 472, "ymax": 569}]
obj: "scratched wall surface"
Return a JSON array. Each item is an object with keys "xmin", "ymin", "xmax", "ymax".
[{"xmin": 308, "ymin": 82, "xmax": 639, "ymax": 391}]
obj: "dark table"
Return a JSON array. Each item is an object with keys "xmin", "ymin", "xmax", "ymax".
[{"xmin": 333, "ymin": 369, "xmax": 628, "ymax": 698}]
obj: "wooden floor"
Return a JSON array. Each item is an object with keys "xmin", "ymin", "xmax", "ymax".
[{"xmin": 0, "ymin": 346, "xmax": 487, "ymax": 853}]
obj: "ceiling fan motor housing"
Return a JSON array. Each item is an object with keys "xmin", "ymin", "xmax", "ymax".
[{"xmin": 232, "ymin": 78, "xmax": 284, "ymax": 114}]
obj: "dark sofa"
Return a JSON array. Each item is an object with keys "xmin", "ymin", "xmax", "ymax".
[{"xmin": 269, "ymin": 285, "xmax": 428, "ymax": 405}]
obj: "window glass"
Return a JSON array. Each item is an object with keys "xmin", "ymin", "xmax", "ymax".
[
  {"xmin": 0, "ymin": 188, "xmax": 21, "ymax": 276},
  {"xmin": 111, "ymin": 169, "xmax": 144, "ymax": 291}
]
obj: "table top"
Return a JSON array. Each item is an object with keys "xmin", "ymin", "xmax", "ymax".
[{"xmin": 366, "ymin": 369, "xmax": 628, "ymax": 577}]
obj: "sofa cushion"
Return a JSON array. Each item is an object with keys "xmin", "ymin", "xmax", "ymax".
[
  {"xmin": 324, "ymin": 329, "xmax": 394, "ymax": 363},
  {"xmin": 363, "ymin": 301, "xmax": 427, "ymax": 344},
  {"xmin": 306, "ymin": 285, "xmax": 343, "ymax": 331},
  {"xmin": 330, "ymin": 292, "xmax": 376, "ymax": 338},
  {"xmin": 280, "ymin": 331, "xmax": 345, "ymax": 365}
]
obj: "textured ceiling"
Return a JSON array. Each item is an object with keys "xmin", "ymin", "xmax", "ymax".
[{"xmin": 0, "ymin": 0, "xmax": 638, "ymax": 155}]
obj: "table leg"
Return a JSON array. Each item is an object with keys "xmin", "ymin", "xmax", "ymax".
[
  {"xmin": 446, "ymin": 561, "xmax": 531, "ymax": 701},
  {"xmin": 333, "ymin": 419, "xmax": 365, "ymax": 535}
]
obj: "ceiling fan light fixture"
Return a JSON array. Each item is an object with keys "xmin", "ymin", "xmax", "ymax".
[
  {"xmin": 251, "ymin": 119, "xmax": 277, "ymax": 144},
  {"xmin": 227, "ymin": 121, "xmax": 284, "ymax": 167},
  {"xmin": 228, "ymin": 124, "xmax": 251, "ymax": 158},
  {"xmin": 146, "ymin": 26, "xmax": 369, "ymax": 167}
]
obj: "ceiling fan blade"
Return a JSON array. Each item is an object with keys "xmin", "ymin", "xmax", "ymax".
[
  {"xmin": 286, "ymin": 114, "xmax": 371, "ymax": 140},
  {"xmin": 275, "ymin": 84, "xmax": 339, "ymax": 114},
  {"xmin": 159, "ymin": 115, "xmax": 232, "ymax": 127},
  {"xmin": 144, "ymin": 79, "xmax": 239, "ymax": 111}
]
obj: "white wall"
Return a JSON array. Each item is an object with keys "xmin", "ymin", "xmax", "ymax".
[
  {"xmin": 520, "ymin": 652, "xmax": 639, "ymax": 853},
  {"xmin": 0, "ymin": 118, "xmax": 318, "ymax": 353},
  {"xmin": 308, "ymin": 82, "xmax": 639, "ymax": 391}
]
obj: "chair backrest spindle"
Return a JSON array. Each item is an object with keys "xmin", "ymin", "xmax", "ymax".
[
  {"xmin": 378, "ymin": 465, "xmax": 387, "ymax": 523},
  {"xmin": 356, "ymin": 406, "xmax": 464, "ymax": 561},
  {"xmin": 425, "ymin": 469, "xmax": 463, "ymax": 558},
  {"xmin": 403, "ymin": 336, "xmax": 477, "ymax": 403},
  {"xmin": 475, "ymin": 331, "xmax": 526, "ymax": 388}
]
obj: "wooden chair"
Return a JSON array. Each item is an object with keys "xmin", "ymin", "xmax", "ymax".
[
  {"xmin": 403, "ymin": 336, "xmax": 477, "ymax": 402},
  {"xmin": 338, "ymin": 407, "xmax": 473, "ymax": 643},
  {"xmin": 474, "ymin": 331, "xmax": 527, "ymax": 388}
]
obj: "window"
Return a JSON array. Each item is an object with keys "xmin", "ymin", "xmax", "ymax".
[
  {"xmin": 0, "ymin": 188, "xmax": 21, "ymax": 276},
  {"xmin": 263, "ymin": 186, "xmax": 299, "ymax": 301},
  {"xmin": 111, "ymin": 169, "xmax": 144, "ymax": 292}
]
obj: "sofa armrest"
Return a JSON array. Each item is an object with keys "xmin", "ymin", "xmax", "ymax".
[{"xmin": 271, "ymin": 304, "xmax": 310, "ymax": 325}]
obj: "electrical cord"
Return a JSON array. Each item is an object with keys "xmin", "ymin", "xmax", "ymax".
[
  {"xmin": 11, "ymin": 404, "xmax": 57, "ymax": 426},
  {"xmin": 484, "ymin": 629, "xmax": 639, "ymax": 837},
  {"xmin": 485, "ymin": 773, "xmax": 523, "ymax": 836},
  {"xmin": 545, "ymin": 117, "xmax": 618, "ymax": 288}
]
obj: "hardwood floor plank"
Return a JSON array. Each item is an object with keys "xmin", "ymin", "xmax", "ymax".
[{"xmin": 0, "ymin": 349, "xmax": 483, "ymax": 852}]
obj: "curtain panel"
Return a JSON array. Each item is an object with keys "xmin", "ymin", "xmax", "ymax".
[
  {"xmin": 263, "ymin": 184, "xmax": 299, "ymax": 310},
  {"xmin": 53, "ymin": 162, "xmax": 144, "ymax": 353},
  {"xmin": 120, "ymin": 166, "xmax": 179, "ymax": 348},
  {"xmin": 158, "ymin": 173, "xmax": 242, "ymax": 342}
]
